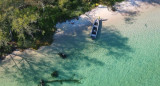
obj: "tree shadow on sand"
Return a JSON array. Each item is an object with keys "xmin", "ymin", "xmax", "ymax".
[
  {"xmin": 114, "ymin": 0, "xmax": 160, "ymax": 24},
  {"xmin": 117, "ymin": 7, "xmax": 140, "ymax": 24}
]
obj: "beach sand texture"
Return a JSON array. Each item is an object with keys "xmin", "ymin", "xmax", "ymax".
[{"xmin": 0, "ymin": 0, "xmax": 160, "ymax": 86}]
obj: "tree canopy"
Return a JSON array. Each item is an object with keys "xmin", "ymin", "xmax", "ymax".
[{"xmin": 0, "ymin": 0, "xmax": 124, "ymax": 58}]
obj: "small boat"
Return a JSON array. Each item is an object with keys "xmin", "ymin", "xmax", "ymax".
[{"xmin": 90, "ymin": 19, "xmax": 99, "ymax": 39}]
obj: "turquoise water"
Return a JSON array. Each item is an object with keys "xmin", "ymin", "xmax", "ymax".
[{"xmin": 0, "ymin": 5, "xmax": 160, "ymax": 86}]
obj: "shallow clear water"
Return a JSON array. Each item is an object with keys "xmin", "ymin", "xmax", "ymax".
[{"xmin": 0, "ymin": 5, "xmax": 160, "ymax": 86}]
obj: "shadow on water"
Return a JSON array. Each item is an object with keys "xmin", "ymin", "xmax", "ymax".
[
  {"xmin": 96, "ymin": 19, "xmax": 108, "ymax": 39},
  {"xmin": 124, "ymin": 17, "xmax": 136, "ymax": 24},
  {"xmin": 2, "ymin": 53, "xmax": 55, "ymax": 83},
  {"xmin": 96, "ymin": 26, "xmax": 133, "ymax": 60},
  {"xmin": 96, "ymin": 20, "xmax": 102, "ymax": 40},
  {"xmin": 116, "ymin": 8, "xmax": 140, "ymax": 24}
]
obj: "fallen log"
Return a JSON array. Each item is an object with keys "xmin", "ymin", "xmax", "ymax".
[
  {"xmin": 46, "ymin": 79, "xmax": 80, "ymax": 83},
  {"xmin": 38, "ymin": 79, "xmax": 80, "ymax": 86}
]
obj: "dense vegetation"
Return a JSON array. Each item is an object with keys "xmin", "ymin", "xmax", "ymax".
[{"xmin": 0, "ymin": 0, "xmax": 123, "ymax": 59}]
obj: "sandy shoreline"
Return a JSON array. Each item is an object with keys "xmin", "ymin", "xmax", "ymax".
[{"xmin": 56, "ymin": 0, "xmax": 160, "ymax": 33}]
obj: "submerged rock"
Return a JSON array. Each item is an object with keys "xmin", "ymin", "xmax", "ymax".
[
  {"xmin": 58, "ymin": 53, "xmax": 67, "ymax": 59},
  {"xmin": 51, "ymin": 71, "xmax": 59, "ymax": 78}
]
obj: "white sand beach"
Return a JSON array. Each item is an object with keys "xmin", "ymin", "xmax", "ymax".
[{"xmin": 56, "ymin": 0, "xmax": 160, "ymax": 34}]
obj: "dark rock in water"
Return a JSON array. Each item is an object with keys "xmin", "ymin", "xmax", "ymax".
[
  {"xmin": 58, "ymin": 53, "xmax": 67, "ymax": 59},
  {"xmin": 51, "ymin": 71, "xmax": 59, "ymax": 77}
]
